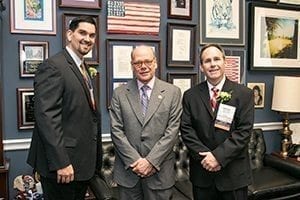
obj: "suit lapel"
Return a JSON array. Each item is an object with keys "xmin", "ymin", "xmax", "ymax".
[
  {"xmin": 198, "ymin": 82, "xmax": 215, "ymax": 117},
  {"xmin": 64, "ymin": 50, "xmax": 95, "ymax": 110},
  {"xmin": 126, "ymin": 81, "xmax": 144, "ymax": 124}
]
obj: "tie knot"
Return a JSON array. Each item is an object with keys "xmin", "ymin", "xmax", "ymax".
[{"xmin": 141, "ymin": 85, "xmax": 150, "ymax": 93}]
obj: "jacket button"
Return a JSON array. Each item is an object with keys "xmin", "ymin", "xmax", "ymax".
[
  {"xmin": 141, "ymin": 138, "xmax": 145, "ymax": 142},
  {"xmin": 93, "ymin": 137, "xmax": 97, "ymax": 141}
]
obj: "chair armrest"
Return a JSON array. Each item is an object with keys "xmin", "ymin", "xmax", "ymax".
[{"xmin": 264, "ymin": 154, "xmax": 300, "ymax": 179}]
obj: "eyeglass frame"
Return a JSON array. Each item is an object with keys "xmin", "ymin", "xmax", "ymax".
[{"xmin": 131, "ymin": 58, "xmax": 156, "ymax": 69}]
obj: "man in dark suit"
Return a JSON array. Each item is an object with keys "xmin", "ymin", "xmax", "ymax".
[
  {"xmin": 27, "ymin": 16, "xmax": 102, "ymax": 200},
  {"xmin": 180, "ymin": 44, "xmax": 254, "ymax": 200},
  {"xmin": 109, "ymin": 45, "xmax": 182, "ymax": 200}
]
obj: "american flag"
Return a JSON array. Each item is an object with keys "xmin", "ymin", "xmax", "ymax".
[
  {"xmin": 107, "ymin": 0, "xmax": 160, "ymax": 35},
  {"xmin": 225, "ymin": 56, "xmax": 240, "ymax": 83}
]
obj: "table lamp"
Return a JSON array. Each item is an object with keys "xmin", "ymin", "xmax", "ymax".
[{"xmin": 271, "ymin": 76, "xmax": 300, "ymax": 158}]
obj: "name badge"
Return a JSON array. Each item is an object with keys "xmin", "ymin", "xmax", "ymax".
[{"xmin": 215, "ymin": 103, "xmax": 236, "ymax": 131}]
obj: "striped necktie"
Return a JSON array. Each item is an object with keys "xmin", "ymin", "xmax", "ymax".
[
  {"xmin": 210, "ymin": 87, "xmax": 219, "ymax": 111},
  {"xmin": 141, "ymin": 85, "xmax": 150, "ymax": 117}
]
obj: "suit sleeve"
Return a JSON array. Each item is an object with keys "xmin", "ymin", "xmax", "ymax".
[
  {"xmin": 109, "ymin": 88, "xmax": 141, "ymax": 169},
  {"xmin": 146, "ymin": 87, "xmax": 182, "ymax": 170},
  {"xmin": 212, "ymin": 87, "xmax": 254, "ymax": 167},
  {"xmin": 34, "ymin": 60, "xmax": 71, "ymax": 171}
]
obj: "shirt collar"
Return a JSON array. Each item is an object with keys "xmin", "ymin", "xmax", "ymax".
[
  {"xmin": 137, "ymin": 76, "xmax": 155, "ymax": 90},
  {"xmin": 66, "ymin": 46, "xmax": 82, "ymax": 67},
  {"xmin": 207, "ymin": 75, "xmax": 226, "ymax": 92}
]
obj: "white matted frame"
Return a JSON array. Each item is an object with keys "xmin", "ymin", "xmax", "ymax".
[
  {"xmin": 168, "ymin": 0, "xmax": 192, "ymax": 20},
  {"xmin": 247, "ymin": 83, "xmax": 265, "ymax": 109},
  {"xmin": 200, "ymin": 0, "xmax": 245, "ymax": 45},
  {"xmin": 10, "ymin": 0, "xmax": 56, "ymax": 35},
  {"xmin": 279, "ymin": 0, "xmax": 300, "ymax": 5},
  {"xmin": 249, "ymin": 2, "xmax": 300, "ymax": 70}
]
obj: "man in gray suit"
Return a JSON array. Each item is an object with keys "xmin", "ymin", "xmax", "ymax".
[
  {"xmin": 110, "ymin": 45, "xmax": 182, "ymax": 200},
  {"xmin": 27, "ymin": 16, "xmax": 102, "ymax": 199}
]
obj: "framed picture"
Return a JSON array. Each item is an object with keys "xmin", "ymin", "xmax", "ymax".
[
  {"xmin": 106, "ymin": 38, "xmax": 161, "ymax": 108},
  {"xmin": 247, "ymin": 83, "xmax": 265, "ymax": 108},
  {"xmin": 167, "ymin": 23, "xmax": 196, "ymax": 67},
  {"xmin": 200, "ymin": 0, "xmax": 245, "ymax": 45},
  {"xmin": 62, "ymin": 13, "xmax": 99, "ymax": 65},
  {"xmin": 19, "ymin": 41, "xmax": 49, "ymax": 78},
  {"xmin": 10, "ymin": 0, "xmax": 56, "ymax": 35},
  {"xmin": 224, "ymin": 48, "xmax": 245, "ymax": 84},
  {"xmin": 59, "ymin": 0, "xmax": 101, "ymax": 9},
  {"xmin": 249, "ymin": 2, "xmax": 300, "ymax": 70},
  {"xmin": 168, "ymin": 0, "xmax": 192, "ymax": 20},
  {"xmin": 167, "ymin": 72, "xmax": 198, "ymax": 95},
  {"xmin": 279, "ymin": 0, "xmax": 300, "ymax": 5},
  {"xmin": 17, "ymin": 88, "xmax": 35, "ymax": 130}
]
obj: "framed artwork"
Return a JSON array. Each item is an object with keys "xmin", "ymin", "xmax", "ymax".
[
  {"xmin": 167, "ymin": 72, "xmax": 198, "ymax": 95},
  {"xmin": 168, "ymin": 0, "xmax": 192, "ymax": 20},
  {"xmin": 62, "ymin": 13, "xmax": 99, "ymax": 65},
  {"xmin": 247, "ymin": 83, "xmax": 265, "ymax": 108},
  {"xmin": 279, "ymin": 0, "xmax": 300, "ymax": 5},
  {"xmin": 106, "ymin": 39, "xmax": 161, "ymax": 108},
  {"xmin": 249, "ymin": 2, "xmax": 300, "ymax": 70},
  {"xmin": 167, "ymin": 23, "xmax": 196, "ymax": 67},
  {"xmin": 19, "ymin": 41, "xmax": 49, "ymax": 78},
  {"xmin": 17, "ymin": 88, "xmax": 35, "ymax": 130},
  {"xmin": 200, "ymin": 0, "xmax": 245, "ymax": 45},
  {"xmin": 10, "ymin": 0, "xmax": 56, "ymax": 35},
  {"xmin": 224, "ymin": 48, "xmax": 245, "ymax": 84},
  {"xmin": 59, "ymin": 0, "xmax": 101, "ymax": 9}
]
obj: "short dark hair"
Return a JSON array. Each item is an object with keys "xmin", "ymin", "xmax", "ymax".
[
  {"xmin": 199, "ymin": 44, "xmax": 226, "ymax": 64},
  {"xmin": 68, "ymin": 16, "xmax": 97, "ymax": 32}
]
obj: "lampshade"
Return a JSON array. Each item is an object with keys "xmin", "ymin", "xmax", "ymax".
[{"xmin": 272, "ymin": 76, "xmax": 300, "ymax": 113}]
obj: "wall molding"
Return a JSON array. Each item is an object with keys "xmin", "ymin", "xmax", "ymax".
[{"xmin": 3, "ymin": 122, "xmax": 283, "ymax": 152}]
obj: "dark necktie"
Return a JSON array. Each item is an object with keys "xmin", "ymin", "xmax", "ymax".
[
  {"xmin": 80, "ymin": 63, "xmax": 96, "ymax": 110},
  {"xmin": 141, "ymin": 85, "xmax": 150, "ymax": 117},
  {"xmin": 210, "ymin": 87, "xmax": 219, "ymax": 111}
]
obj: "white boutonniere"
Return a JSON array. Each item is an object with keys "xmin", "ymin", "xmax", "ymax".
[
  {"xmin": 217, "ymin": 91, "xmax": 232, "ymax": 103},
  {"xmin": 88, "ymin": 67, "xmax": 98, "ymax": 79}
]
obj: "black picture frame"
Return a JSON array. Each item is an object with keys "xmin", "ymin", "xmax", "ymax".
[
  {"xmin": 167, "ymin": 72, "xmax": 198, "ymax": 94},
  {"xmin": 106, "ymin": 38, "xmax": 161, "ymax": 108},
  {"xmin": 224, "ymin": 48, "xmax": 245, "ymax": 84},
  {"xmin": 17, "ymin": 88, "xmax": 35, "ymax": 130},
  {"xmin": 249, "ymin": 2, "xmax": 300, "ymax": 70},
  {"xmin": 59, "ymin": 0, "xmax": 101, "ymax": 9},
  {"xmin": 168, "ymin": 0, "xmax": 192, "ymax": 20},
  {"xmin": 167, "ymin": 23, "xmax": 196, "ymax": 67}
]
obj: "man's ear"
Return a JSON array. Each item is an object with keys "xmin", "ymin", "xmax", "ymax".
[
  {"xmin": 66, "ymin": 30, "xmax": 72, "ymax": 43},
  {"xmin": 200, "ymin": 64, "xmax": 204, "ymax": 72}
]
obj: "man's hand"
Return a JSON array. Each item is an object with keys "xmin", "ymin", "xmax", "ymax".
[
  {"xmin": 199, "ymin": 152, "xmax": 221, "ymax": 172},
  {"xmin": 130, "ymin": 158, "xmax": 155, "ymax": 177},
  {"xmin": 57, "ymin": 164, "xmax": 74, "ymax": 183}
]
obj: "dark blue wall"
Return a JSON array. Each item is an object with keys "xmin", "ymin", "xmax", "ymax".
[{"xmin": 1, "ymin": 0, "xmax": 299, "ymax": 198}]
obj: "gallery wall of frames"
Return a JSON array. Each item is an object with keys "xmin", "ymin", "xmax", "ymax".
[{"xmin": 0, "ymin": 0, "xmax": 299, "ymax": 198}]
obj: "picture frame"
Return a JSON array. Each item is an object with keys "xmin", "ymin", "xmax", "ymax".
[
  {"xmin": 279, "ymin": 0, "xmax": 300, "ymax": 5},
  {"xmin": 247, "ymin": 83, "xmax": 265, "ymax": 108},
  {"xmin": 59, "ymin": 0, "xmax": 101, "ymax": 9},
  {"xmin": 249, "ymin": 2, "xmax": 300, "ymax": 70},
  {"xmin": 224, "ymin": 48, "xmax": 245, "ymax": 84},
  {"xmin": 62, "ymin": 13, "xmax": 100, "ymax": 65},
  {"xmin": 19, "ymin": 41, "xmax": 49, "ymax": 78},
  {"xmin": 167, "ymin": 23, "xmax": 196, "ymax": 67},
  {"xmin": 168, "ymin": 0, "xmax": 192, "ymax": 20},
  {"xmin": 200, "ymin": 0, "xmax": 245, "ymax": 45},
  {"xmin": 10, "ymin": 0, "xmax": 56, "ymax": 35},
  {"xmin": 106, "ymin": 38, "xmax": 161, "ymax": 108},
  {"xmin": 17, "ymin": 88, "xmax": 35, "ymax": 130},
  {"xmin": 167, "ymin": 72, "xmax": 198, "ymax": 95}
]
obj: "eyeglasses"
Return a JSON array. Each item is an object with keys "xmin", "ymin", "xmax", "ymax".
[{"xmin": 131, "ymin": 59, "xmax": 154, "ymax": 68}]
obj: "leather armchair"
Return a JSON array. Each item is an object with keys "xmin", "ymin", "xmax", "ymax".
[{"xmin": 248, "ymin": 128, "xmax": 300, "ymax": 200}]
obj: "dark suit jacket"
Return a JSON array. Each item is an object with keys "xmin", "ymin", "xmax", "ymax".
[
  {"xmin": 109, "ymin": 78, "xmax": 182, "ymax": 189},
  {"xmin": 27, "ymin": 49, "xmax": 102, "ymax": 181},
  {"xmin": 180, "ymin": 79, "xmax": 254, "ymax": 191}
]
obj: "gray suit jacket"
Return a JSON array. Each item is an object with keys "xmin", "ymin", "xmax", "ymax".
[{"xmin": 109, "ymin": 78, "xmax": 182, "ymax": 189}]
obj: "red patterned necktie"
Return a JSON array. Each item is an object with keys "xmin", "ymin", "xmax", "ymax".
[{"xmin": 210, "ymin": 87, "xmax": 219, "ymax": 111}]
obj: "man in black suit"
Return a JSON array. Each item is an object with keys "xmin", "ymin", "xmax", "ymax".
[
  {"xmin": 27, "ymin": 16, "xmax": 102, "ymax": 200},
  {"xmin": 180, "ymin": 44, "xmax": 254, "ymax": 200}
]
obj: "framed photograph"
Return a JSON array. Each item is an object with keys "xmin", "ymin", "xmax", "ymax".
[
  {"xmin": 247, "ymin": 83, "xmax": 265, "ymax": 108},
  {"xmin": 19, "ymin": 41, "xmax": 49, "ymax": 78},
  {"xmin": 17, "ymin": 88, "xmax": 35, "ymax": 130},
  {"xmin": 168, "ymin": 0, "xmax": 192, "ymax": 20},
  {"xmin": 59, "ymin": 0, "xmax": 101, "ymax": 9},
  {"xmin": 200, "ymin": 0, "xmax": 245, "ymax": 45},
  {"xmin": 62, "ymin": 13, "xmax": 99, "ymax": 65},
  {"xmin": 10, "ymin": 0, "xmax": 56, "ymax": 35},
  {"xmin": 167, "ymin": 72, "xmax": 198, "ymax": 95},
  {"xmin": 224, "ymin": 48, "xmax": 245, "ymax": 84},
  {"xmin": 167, "ymin": 23, "xmax": 196, "ymax": 67},
  {"xmin": 249, "ymin": 3, "xmax": 300, "ymax": 70},
  {"xmin": 106, "ymin": 39, "xmax": 161, "ymax": 108},
  {"xmin": 279, "ymin": 0, "xmax": 300, "ymax": 5}
]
